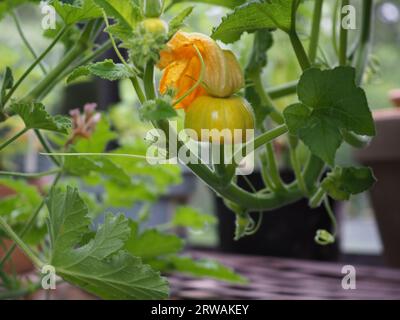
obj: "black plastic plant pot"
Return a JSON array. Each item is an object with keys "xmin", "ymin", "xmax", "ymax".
[{"xmin": 215, "ymin": 170, "xmax": 339, "ymax": 261}]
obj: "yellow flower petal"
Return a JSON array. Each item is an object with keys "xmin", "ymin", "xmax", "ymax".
[{"xmin": 157, "ymin": 31, "xmax": 244, "ymax": 110}]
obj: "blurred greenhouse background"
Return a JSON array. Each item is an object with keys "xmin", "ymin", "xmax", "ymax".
[{"xmin": 0, "ymin": 0, "xmax": 399, "ymax": 263}]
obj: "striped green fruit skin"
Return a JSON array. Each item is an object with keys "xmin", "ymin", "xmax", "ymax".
[{"xmin": 185, "ymin": 96, "xmax": 255, "ymax": 144}]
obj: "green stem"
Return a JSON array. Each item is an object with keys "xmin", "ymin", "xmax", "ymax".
[
  {"xmin": 71, "ymin": 40, "xmax": 112, "ymax": 68},
  {"xmin": 23, "ymin": 22, "xmax": 94, "ymax": 102},
  {"xmin": 267, "ymin": 81, "xmax": 298, "ymax": 99},
  {"xmin": 289, "ymin": 31, "xmax": 311, "ymax": 70},
  {"xmin": 339, "ymin": 0, "xmax": 349, "ymax": 66},
  {"xmin": 259, "ymin": 152, "xmax": 276, "ymax": 191},
  {"xmin": 252, "ymin": 73, "xmax": 284, "ymax": 124},
  {"xmin": 228, "ymin": 124, "xmax": 288, "ymax": 172},
  {"xmin": 38, "ymin": 40, "xmax": 114, "ymax": 100},
  {"xmin": 144, "ymin": 61, "xmax": 156, "ymax": 100},
  {"xmin": 324, "ymin": 197, "xmax": 337, "ymax": 237},
  {"xmin": 289, "ymin": 137, "xmax": 307, "ymax": 195},
  {"xmin": 332, "ymin": 0, "xmax": 340, "ymax": 56},
  {"xmin": 34, "ymin": 129, "xmax": 60, "ymax": 167},
  {"xmin": 309, "ymin": 186, "xmax": 326, "ymax": 208},
  {"xmin": 0, "ymin": 128, "xmax": 28, "ymax": 151},
  {"xmin": 11, "ymin": 11, "xmax": 47, "ymax": 75},
  {"xmin": 0, "ymin": 217, "xmax": 44, "ymax": 268},
  {"xmin": 308, "ymin": 0, "xmax": 324, "ymax": 64},
  {"xmin": 253, "ymin": 124, "xmax": 288, "ymax": 151},
  {"xmin": 130, "ymin": 77, "xmax": 146, "ymax": 104},
  {"xmin": 266, "ymin": 142, "xmax": 286, "ymax": 192},
  {"xmin": 0, "ymin": 168, "xmax": 60, "ymax": 178},
  {"xmin": 354, "ymin": 0, "xmax": 374, "ymax": 86},
  {"xmin": 4, "ymin": 26, "xmax": 68, "ymax": 105}
]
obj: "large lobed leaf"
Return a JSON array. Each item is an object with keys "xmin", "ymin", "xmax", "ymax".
[
  {"xmin": 11, "ymin": 102, "xmax": 71, "ymax": 134},
  {"xmin": 283, "ymin": 67, "xmax": 375, "ymax": 165},
  {"xmin": 45, "ymin": 187, "xmax": 168, "ymax": 300},
  {"xmin": 212, "ymin": 0, "xmax": 295, "ymax": 44}
]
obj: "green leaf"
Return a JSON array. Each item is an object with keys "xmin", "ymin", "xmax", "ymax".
[
  {"xmin": 297, "ymin": 67, "xmax": 375, "ymax": 136},
  {"xmin": 283, "ymin": 67, "xmax": 375, "ymax": 165},
  {"xmin": 321, "ymin": 166, "xmax": 376, "ymax": 201},
  {"xmin": 234, "ymin": 212, "xmax": 254, "ymax": 240},
  {"xmin": 66, "ymin": 60, "xmax": 134, "ymax": 83},
  {"xmin": 212, "ymin": 0, "xmax": 295, "ymax": 44},
  {"xmin": 172, "ymin": 206, "xmax": 216, "ymax": 231},
  {"xmin": 168, "ymin": 6, "xmax": 194, "ymax": 38},
  {"xmin": 93, "ymin": 0, "xmax": 142, "ymax": 42},
  {"xmin": 104, "ymin": 181, "xmax": 156, "ymax": 207},
  {"xmin": 125, "ymin": 221, "xmax": 184, "ymax": 260},
  {"xmin": 74, "ymin": 117, "xmax": 117, "ymax": 153},
  {"xmin": 46, "ymin": 187, "xmax": 168, "ymax": 300},
  {"xmin": 0, "ymin": 178, "xmax": 42, "ymax": 226},
  {"xmin": 46, "ymin": 187, "xmax": 90, "ymax": 253},
  {"xmin": 168, "ymin": 256, "xmax": 247, "ymax": 284},
  {"xmin": 11, "ymin": 102, "xmax": 71, "ymax": 134},
  {"xmin": 173, "ymin": 0, "xmax": 245, "ymax": 9},
  {"xmin": 1, "ymin": 67, "xmax": 13, "ymax": 108},
  {"xmin": 52, "ymin": 0, "xmax": 103, "ymax": 25},
  {"xmin": 140, "ymin": 97, "xmax": 177, "ymax": 121},
  {"xmin": 64, "ymin": 155, "xmax": 131, "ymax": 185}
]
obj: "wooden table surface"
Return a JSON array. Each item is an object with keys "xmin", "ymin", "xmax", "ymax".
[
  {"xmin": 8, "ymin": 251, "xmax": 400, "ymax": 300},
  {"xmin": 169, "ymin": 251, "xmax": 400, "ymax": 300}
]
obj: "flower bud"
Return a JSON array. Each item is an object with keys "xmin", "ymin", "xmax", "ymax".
[
  {"xmin": 142, "ymin": 0, "xmax": 164, "ymax": 18},
  {"xmin": 158, "ymin": 31, "xmax": 245, "ymax": 110},
  {"xmin": 140, "ymin": 18, "xmax": 168, "ymax": 35}
]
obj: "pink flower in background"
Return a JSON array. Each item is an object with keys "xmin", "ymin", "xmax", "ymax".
[{"xmin": 66, "ymin": 103, "xmax": 101, "ymax": 145}]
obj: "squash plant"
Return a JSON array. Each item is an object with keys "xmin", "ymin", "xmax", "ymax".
[{"xmin": 0, "ymin": 0, "xmax": 376, "ymax": 299}]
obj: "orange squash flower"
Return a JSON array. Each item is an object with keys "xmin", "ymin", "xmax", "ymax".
[{"xmin": 157, "ymin": 31, "xmax": 244, "ymax": 110}]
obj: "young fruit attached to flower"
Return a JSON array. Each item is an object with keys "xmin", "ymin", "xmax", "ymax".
[
  {"xmin": 157, "ymin": 31, "xmax": 245, "ymax": 110},
  {"xmin": 184, "ymin": 96, "xmax": 255, "ymax": 144}
]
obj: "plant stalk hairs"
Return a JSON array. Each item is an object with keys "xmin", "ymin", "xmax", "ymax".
[{"xmin": 0, "ymin": 0, "xmax": 376, "ymax": 300}]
